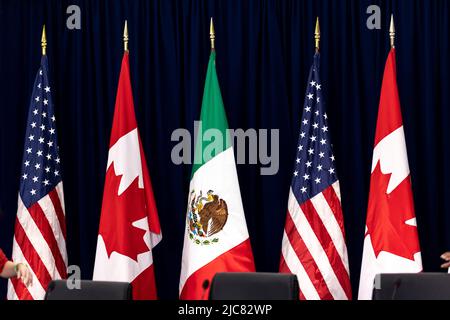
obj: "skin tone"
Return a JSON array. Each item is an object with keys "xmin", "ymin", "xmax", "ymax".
[
  {"xmin": 0, "ymin": 262, "xmax": 33, "ymax": 287},
  {"xmin": 441, "ymin": 252, "xmax": 450, "ymax": 269}
]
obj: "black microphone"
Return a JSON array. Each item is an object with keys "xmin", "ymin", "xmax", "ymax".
[
  {"xmin": 201, "ymin": 279, "xmax": 210, "ymax": 300},
  {"xmin": 391, "ymin": 278, "xmax": 402, "ymax": 300}
]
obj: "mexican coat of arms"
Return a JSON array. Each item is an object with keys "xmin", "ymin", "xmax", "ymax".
[{"xmin": 187, "ymin": 190, "xmax": 229, "ymax": 245}]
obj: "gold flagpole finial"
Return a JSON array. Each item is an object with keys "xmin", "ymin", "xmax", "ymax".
[
  {"xmin": 389, "ymin": 14, "xmax": 395, "ymax": 49},
  {"xmin": 210, "ymin": 17, "xmax": 215, "ymax": 51},
  {"xmin": 124, "ymin": 20, "xmax": 129, "ymax": 52},
  {"xmin": 314, "ymin": 17, "xmax": 320, "ymax": 52},
  {"xmin": 41, "ymin": 25, "xmax": 47, "ymax": 56}
]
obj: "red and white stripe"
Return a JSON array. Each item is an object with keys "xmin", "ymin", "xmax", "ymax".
[
  {"xmin": 280, "ymin": 181, "xmax": 352, "ymax": 300},
  {"xmin": 7, "ymin": 182, "xmax": 67, "ymax": 300}
]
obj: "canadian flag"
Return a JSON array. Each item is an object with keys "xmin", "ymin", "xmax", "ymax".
[
  {"xmin": 358, "ymin": 49, "xmax": 422, "ymax": 299},
  {"xmin": 93, "ymin": 52, "xmax": 162, "ymax": 299}
]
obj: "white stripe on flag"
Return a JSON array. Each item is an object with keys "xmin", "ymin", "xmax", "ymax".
[
  {"xmin": 288, "ymin": 188, "xmax": 347, "ymax": 300},
  {"xmin": 38, "ymin": 194, "xmax": 68, "ymax": 265},
  {"xmin": 332, "ymin": 182, "xmax": 341, "ymax": 201},
  {"xmin": 309, "ymin": 190, "xmax": 349, "ymax": 273},
  {"xmin": 55, "ymin": 182, "xmax": 66, "ymax": 214},
  {"xmin": 8, "ymin": 237, "xmax": 46, "ymax": 300},
  {"xmin": 17, "ymin": 196, "xmax": 62, "ymax": 280},
  {"xmin": 281, "ymin": 231, "xmax": 320, "ymax": 300},
  {"xmin": 6, "ymin": 282, "xmax": 18, "ymax": 300}
]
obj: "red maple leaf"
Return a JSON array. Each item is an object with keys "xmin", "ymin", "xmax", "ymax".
[
  {"xmin": 99, "ymin": 165, "xmax": 150, "ymax": 261},
  {"xmin": 366, "ymin": 162, "xmax": 420, "ymax": 261}
]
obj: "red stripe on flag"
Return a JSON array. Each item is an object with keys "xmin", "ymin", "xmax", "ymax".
[
  {"xmin": 300, "ymin": 200, "xmax": 352, "ymax": 299},
  {"xmin": 279, "ymin": 254, "xmax": 292, "ymax": 274},
  {"xmin": 10, "ymin": 277, "xmax": 34, "ymax": 300},
  {"xmin": 48, "ymin": 189, "xmax": 66, "ymax": 240},
  {"xmin": 14, "ymin": 218, "xmax": 53, "ymax": 291},
  {"xmin": 284, "ymin": 211, "xmax": 333, "ymax": 300},
  {"xmin": 322, "ymin": 186, "xmax": 346, "ymax": 238},
  {"xmin": 180, "ymin": 240, "xmax": 255, "ymax": 300},
  {"xmin": 28, "ymin": 203, "xmax": 67, "ymax": 278}
]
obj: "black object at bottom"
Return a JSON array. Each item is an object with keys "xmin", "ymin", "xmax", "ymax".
[
  {"xmin": 209, "ymin": 272, "xmax": 299, "ymax": 300},
  {"xmin": 44, "ymin": 280, "xmax": 132, "ymax": 300},
  {"xmin": 372, "ymin": 273, "xmax": 450, "ymax": 300}
]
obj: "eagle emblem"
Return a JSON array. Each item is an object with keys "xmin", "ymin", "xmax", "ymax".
[{"xmin": 188, "ymin": 190, "xmax": 228, "ymax": 245}]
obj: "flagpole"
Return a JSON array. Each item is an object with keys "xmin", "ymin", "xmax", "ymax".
[
  {"xmin": 124, "ymin": 20, "xmax": 129, "ymax": 53},
  {"xmin": 210, "ymin": 17, "xmax": 215, "ymax": 51},
  {"xmin": 389, "ymin": 14, "xmax": 395, "ymax": 49},
  {"xmin": 315, "ymin": 17, "xmax": 320, "ymax": 53},
  {"xmin": 41, "ymin": 25, "xmax": 47, "ymax": 56}
]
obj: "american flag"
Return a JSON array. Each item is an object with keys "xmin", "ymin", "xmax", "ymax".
[
  {"xmin": 280, "ymin": 53, "xmax": 352, "ymax": 300},
  {"xmin": 7, "ymin": 56, "xmax": 67, "ymax": 300}
]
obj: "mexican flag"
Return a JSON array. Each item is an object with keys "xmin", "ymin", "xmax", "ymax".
[{"xmin": 179, "ymin": 51, "xmax": 255, "ymax": 300}]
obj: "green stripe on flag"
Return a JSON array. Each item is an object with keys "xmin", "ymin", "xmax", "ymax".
[{"xmin": 192, "ymin": 52, "xmax": 231, "ymax": 177}]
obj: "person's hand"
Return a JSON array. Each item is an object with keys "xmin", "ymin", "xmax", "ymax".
[
  {"xmin": 441, "ymin": 252, "xmax": 450, "ymax": 269},
  {"xmin": 16, "ymin": 263, "xmax": 32, "ymax": 287}
]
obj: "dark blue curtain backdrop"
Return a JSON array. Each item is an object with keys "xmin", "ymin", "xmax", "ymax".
[{"xmin": 0, "ymin": 0, "xmax": 449, "ymax": 299}]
